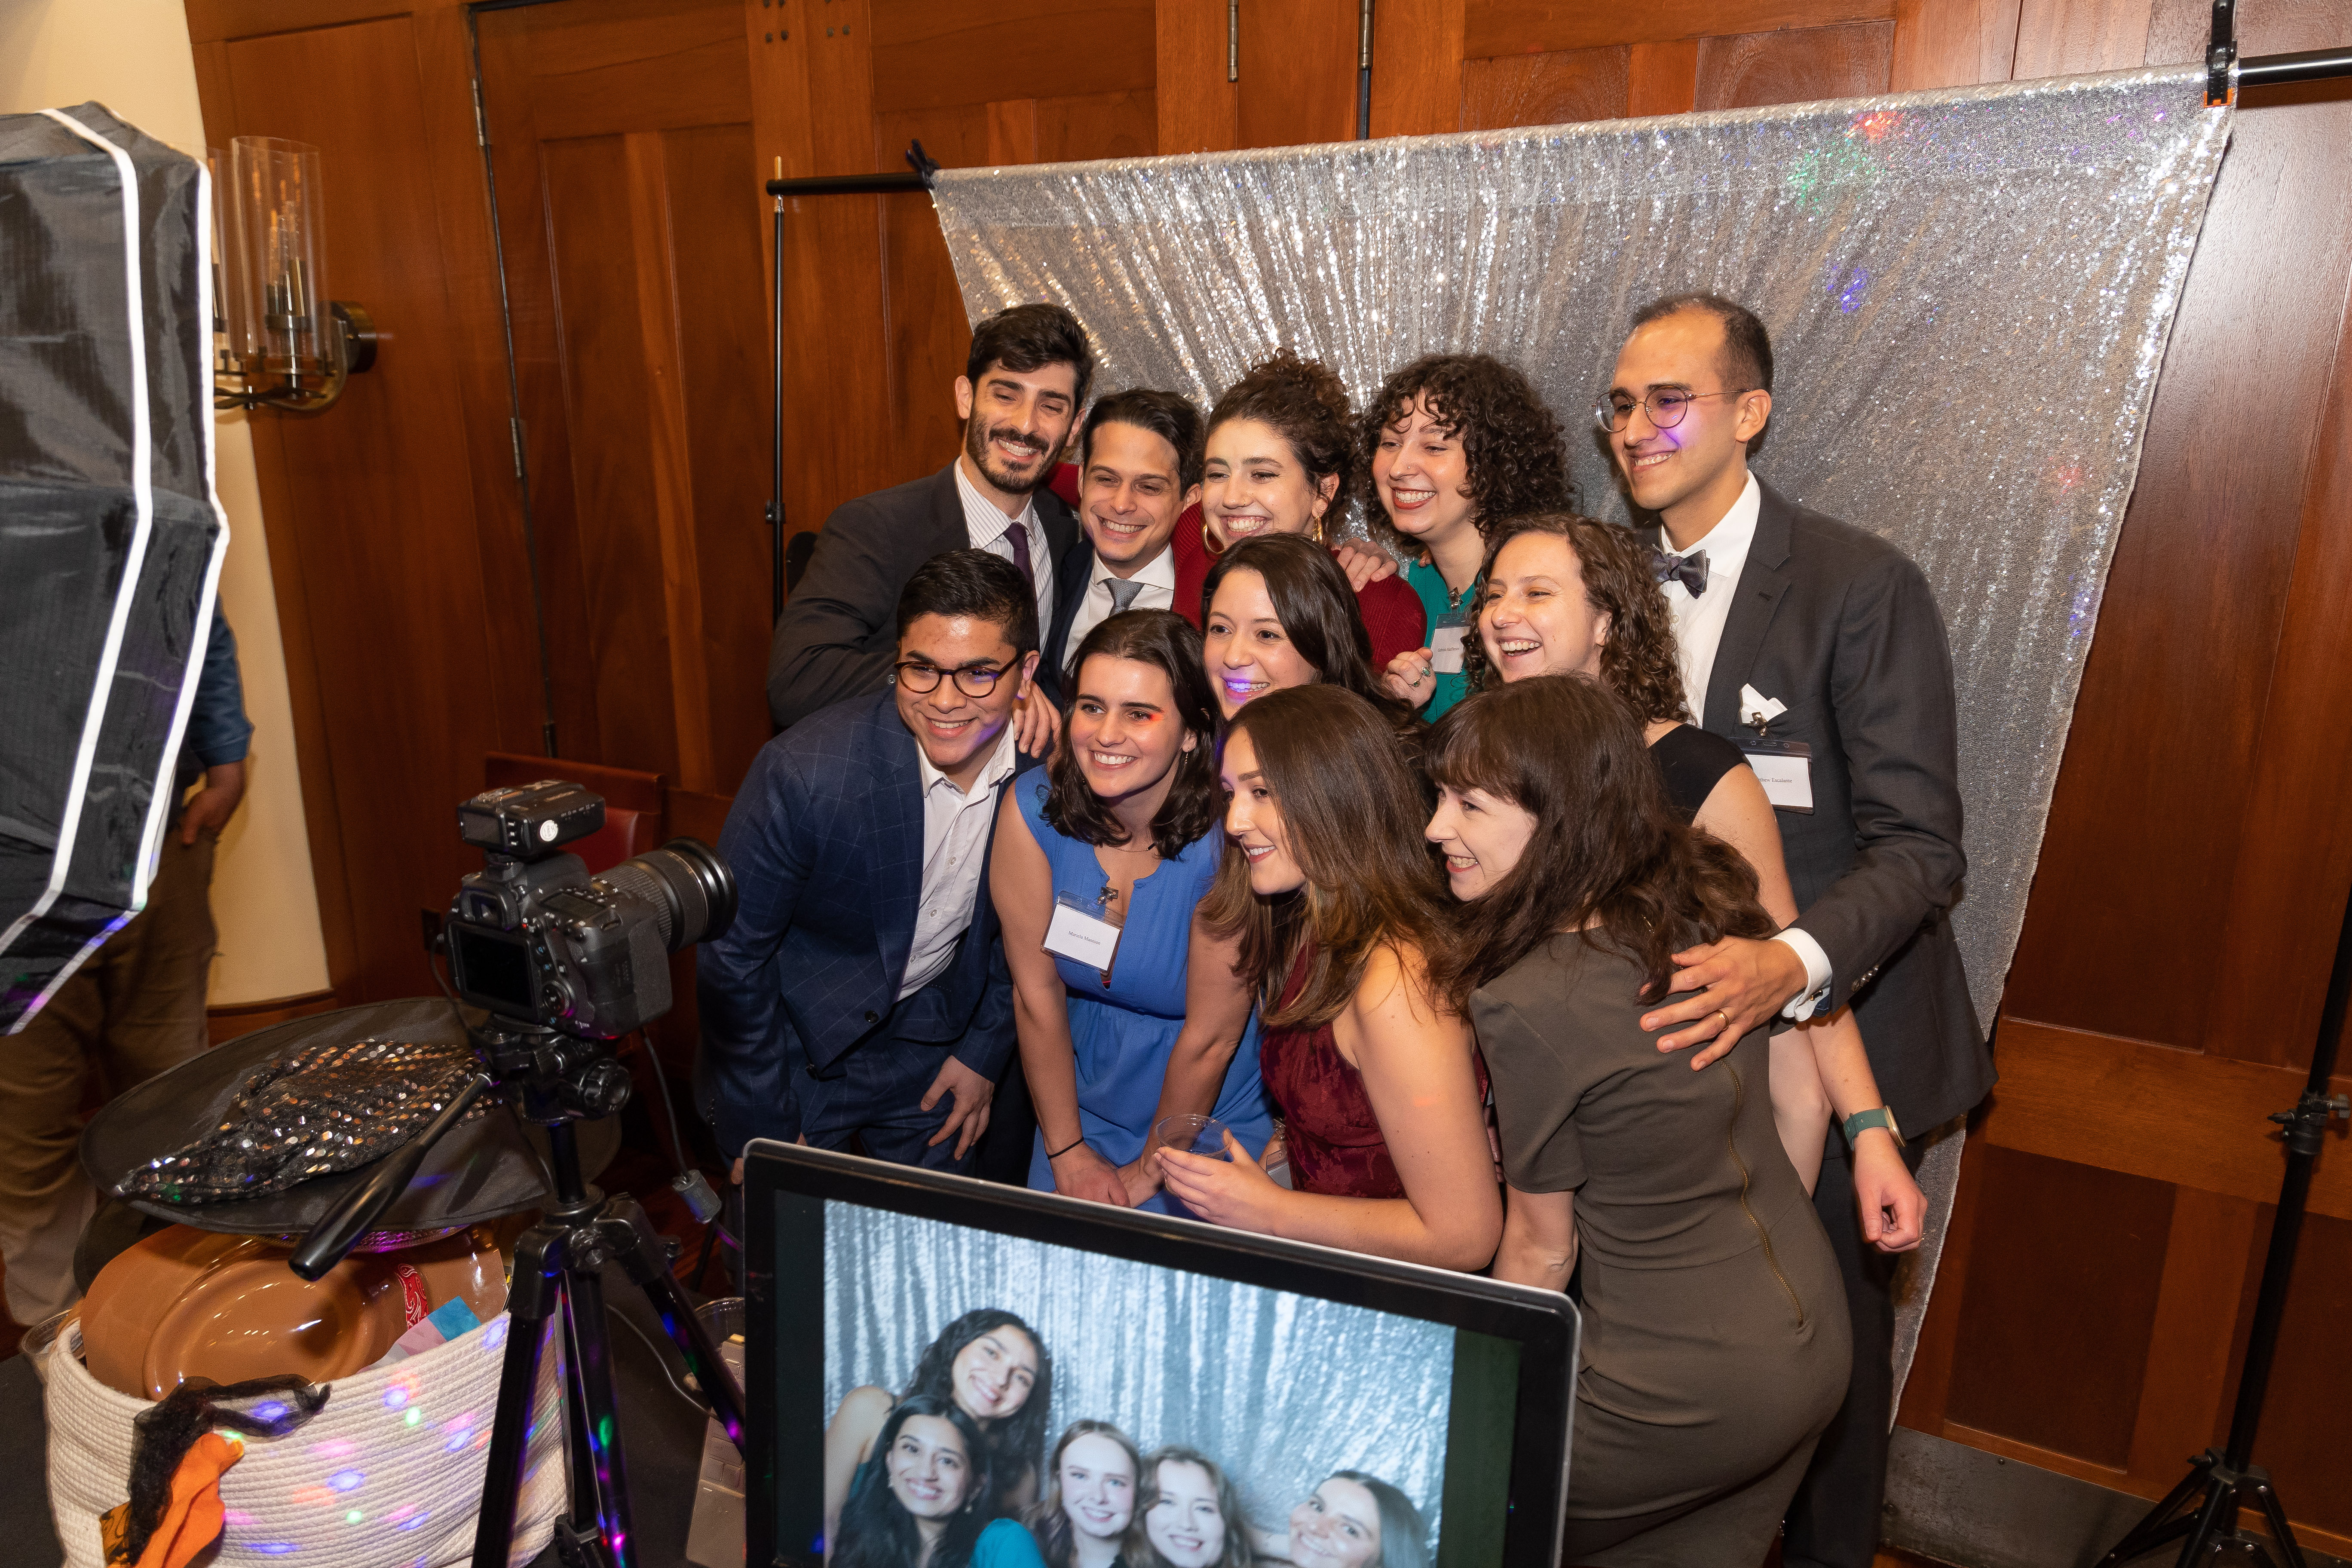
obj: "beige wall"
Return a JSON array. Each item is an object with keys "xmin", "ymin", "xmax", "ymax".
[{"xmin": 0, "ymin": 0, "xmax": 331, "ymax": 1005}]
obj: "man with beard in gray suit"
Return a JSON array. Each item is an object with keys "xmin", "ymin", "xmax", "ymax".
[
  {"xmin": 768, "ymin": 303, "xmax": 1092, "ymax": 739},
  {"xmin": 1604, "ymin": 294, "xmax": 1996, "ymax": 1568}
]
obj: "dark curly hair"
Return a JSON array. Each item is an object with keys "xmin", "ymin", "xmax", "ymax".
[
  {"xmin": 834, "ymin": 1395, "xmax": 994, "ymax": 1568},
  {"xmin": 1043, "ymin": 610, "xmax": 1222, "ymax": 860},
  {"xmin": 1359, "ymin": 353, "xmax": 1570, "ymax": 557},
  {"xmin": 1423, "ymin": 676, "xmax": 1773, "ymax": 1011},
  {"xmin": 904, "ymin": 1309, "xmax": 1054, "ymax": 1512},
  {"xmin": 1207, "ymin": 349, "xmax": 1357, "ymax": 533},
  {"xmin": 1464, "ymin": 512, "xmax": 1689, "ymax": 724}
]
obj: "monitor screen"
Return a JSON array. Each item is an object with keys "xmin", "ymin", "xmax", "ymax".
[{"xmin": 744, "ymin": 1144, "xmax": 1576, "ymax": 1568}]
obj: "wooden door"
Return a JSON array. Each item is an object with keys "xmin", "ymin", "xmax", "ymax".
[{"xmin": 1362, "ymin": 0, "xmax": 2352, "ymax": 1552}]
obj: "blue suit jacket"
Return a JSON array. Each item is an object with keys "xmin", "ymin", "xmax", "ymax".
[{"xmin": 696, "ymin": 692, "xmax": 1032, "ymax": 1155}]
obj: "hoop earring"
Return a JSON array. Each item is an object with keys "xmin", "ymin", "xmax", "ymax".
[{"xmin": 1201, "ymin": 518, "xmax": 1227, "ymax": 558}]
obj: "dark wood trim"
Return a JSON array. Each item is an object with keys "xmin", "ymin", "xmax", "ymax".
[{"xmin": 205, "ymin": 988, "xmax": 344, "ymax": 1044}]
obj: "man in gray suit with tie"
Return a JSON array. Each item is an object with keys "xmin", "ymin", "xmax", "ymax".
[
  {"xmin": 767, "ymin": 303, "xmax": 1091, "ymax": 733},
  {"xmin": 1605, "ymin": 294, "xmax": 1996, "ymax": 1568}
]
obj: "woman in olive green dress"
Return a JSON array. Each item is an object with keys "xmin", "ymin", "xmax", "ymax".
[{"xmin": 1424, "ymin": 675, "xmax": 1852, "ymax": 1567}]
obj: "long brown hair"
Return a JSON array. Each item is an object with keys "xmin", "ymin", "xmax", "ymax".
[
  {"xmin": 1464, "ymin": 512, "xmax": 1689, "ymax": 723},
  {"xmin": 1201, "ymin": 685, "xmax": 1454, "ymax": 1027},
  {"xmin": 1044, "ymin": 610, "xmax": 1222, "ymax": 858},
  {"xmin": 1200, "ymin": 534, "xmax": 1417, "ymax": 732},
  {"xmin": 1128, "ymin": 1448, "xmax": 1253, "ymax": 1568},
  {"xmin": 1425, "ymin": 676, "xmax": 1772, "ymax": 1009},
  {"xmin": 1026, "ymin": 1420, "xmax": 1143, "ymax": 1568}
]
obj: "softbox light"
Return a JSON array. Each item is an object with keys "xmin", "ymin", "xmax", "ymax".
[{"xmin": 0, "ymin": 104, "xmax": 227, "ymax": 1035}]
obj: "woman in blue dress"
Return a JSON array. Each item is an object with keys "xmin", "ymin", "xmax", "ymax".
[{"xmin": 990, "ymin": 609, "xmax": 1274, "ymax": 1212}]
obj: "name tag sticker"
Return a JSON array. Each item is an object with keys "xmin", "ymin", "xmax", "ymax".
[
  {"xmin": 1430, "ymin": 624, "xmax": 1467, "ymax": 675},
  {"xmin": 1741, "ymin": 738, "xmax": 1814, "ymax": 813},
  {"xmin": 1044, "ymin": 897, "xmax": 1123, "ymax": 970}
]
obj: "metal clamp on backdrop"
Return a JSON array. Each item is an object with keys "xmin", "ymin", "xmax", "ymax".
[{"xmin": 760, "ymin": 140, "xmax": 942, "ymax": 626}]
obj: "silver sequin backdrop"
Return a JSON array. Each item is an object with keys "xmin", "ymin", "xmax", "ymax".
[{"xmin": 824, "ymin": 1203, "xmax": 1458, "ymax": 1540}]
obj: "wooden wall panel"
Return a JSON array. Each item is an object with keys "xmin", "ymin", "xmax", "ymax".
[
  {"xmin": 1627, "ymin": 40, "xmax": 1703, "ymax": 116},
  {"xmin": 1156, "ymin": 0, "xmax": 1240, "ymax": 151},
  {"xmin": 870, "ymin": 0, "xmax": 1156, "ymax": 113},
  {"xmin": 1461, "ymin": 48, "xmax": 1630, "ymax": 131},
  {"xmin": 1998, "ymin": 84, "xmax": 2352, "ymax": 1051},
  {"xmin": 1694, "ymin": 19, "xmax": 1894, "ymax": 108},
  {"xmin": 2213, "ymin": 1213, "xmax": 2352, "ymax": 1534},
  {"xmin": 1943, "ymin": 1147, "xmax": 2176, "ymax": 1467},
  {"xmin": 1462, "ymin": 0, "xmax": 1894, "ymax": 59},
  {"xmin": 1368, "ymin": 0, "xmax": 1466, "ymax": 138},
  {"xmin": 217, "ymin": 13, "xmax": 508, "ymax": 1003},
  {"xmin": 1238, "ymin": 0, "xmax": 1360, "ymax": 147},
  {"xmin": 1889, "ymin": 0, "xmax": 2020, "ymax": 89},
  {"xmin": 2009, "ymin": 0, "xmax": 2152, "ymax": 77}
]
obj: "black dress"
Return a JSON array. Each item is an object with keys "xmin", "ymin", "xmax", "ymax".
[{"xmin": 1648, "ymin": 723, "xmax": 1746, "ymax": 822}]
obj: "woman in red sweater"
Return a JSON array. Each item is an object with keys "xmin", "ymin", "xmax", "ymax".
[{"xmin": 1170, "ymin": 352, "xmax": 1425, "ymax": 666}]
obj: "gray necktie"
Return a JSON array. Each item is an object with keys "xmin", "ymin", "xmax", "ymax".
[{"xmin": 1106, "ymin": 576, "xmax": 1148, "ymax": 614}]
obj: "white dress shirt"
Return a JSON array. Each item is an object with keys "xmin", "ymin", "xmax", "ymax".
[
  {"xmin": 899, "ymin": 722, "xmax": 1020, "ymax": 1000},
  {"xmin": 953, "ymin": 458, "xmax": 1056, "ymax": 637},
  {"xmin": 1660, "ymin": 470, "xmax": 1761, "ymax": 725},
  {"xmin": 1060, "ymin": 544, "xmax": 1178, "ymax": 670},
  {"xmin": 1658, "ymin": 469, "xmax": 1832, "ymax": 1017}
]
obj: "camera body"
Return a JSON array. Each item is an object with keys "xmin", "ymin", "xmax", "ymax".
[{"xmin": 445, "ymin": 780, "xmax": 735, "ymax": 1040}]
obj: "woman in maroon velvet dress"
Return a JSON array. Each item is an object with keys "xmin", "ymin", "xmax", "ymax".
[
  {"xmin": 1173, "ymin": 352, "xmax": 1424, "ymax": 668},
  {"xmin": 1157, "ymin": 685, "xmax": 1498, "ymax": 1271}
]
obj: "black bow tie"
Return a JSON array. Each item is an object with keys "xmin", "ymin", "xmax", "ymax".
[{"xmin": 1651, "ymin": 547, "xmax": 1709, "ymax": 597}]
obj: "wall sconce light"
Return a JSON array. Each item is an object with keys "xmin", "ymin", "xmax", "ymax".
[{"xmin": 212, "ymin": 136, "xmax": 377, "ymax": 414}]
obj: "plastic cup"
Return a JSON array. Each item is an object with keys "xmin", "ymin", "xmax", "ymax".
[{"xmin": 1154, "ymin": 1114, "xmax": 1234, "ymax": 1161}]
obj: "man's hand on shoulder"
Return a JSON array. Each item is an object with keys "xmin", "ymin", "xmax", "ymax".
[{"xmin": 1639, "ymin": 935, "xmax": 1809, "ymax": 1065}]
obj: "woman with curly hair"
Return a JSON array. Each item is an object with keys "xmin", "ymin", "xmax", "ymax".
[
  {"xmin": 992, "ymin": 610, "xmax": 1274, "ymax": 1212},
  {"xmin": 1456, "ymin": 512, "xmax": 1927, "ymax": 1231},
  {"xmin": 1357, "ymin": 353, "xmax": 1568, "ymax": 720},
  {"xmin": 1174, "ymin": 350, "xmax": 1427, "ymax": 668},
  {"xmin": 825, "ymin": 1311, "xmax": 1056, "ymax": 1550}
]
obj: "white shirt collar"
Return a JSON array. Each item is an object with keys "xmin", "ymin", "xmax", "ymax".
[
  {"xmin": 1095, "ymin": 543, "xmax": 1178, "ymax": 592},
  {"xmin": 1669, "ymin": 470, "xmax": 1761, "ymax": 565},
  {"xmin": 914, "ymin": 717, "xmax": 1020, "ymax": 799},
  {"xmin": 952, "ymin": 456, "xmax": 1038, "ymax": 545}
]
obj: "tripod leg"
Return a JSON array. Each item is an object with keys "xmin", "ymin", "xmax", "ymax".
[
  {"xmin": 602, "ymin": 1200, "xmax": 748, "ymax": 1451},
  {"xmin": 475, "ymin": 1226, "xmax": 564, "ymax": 1568},
  {"xmin": 560, "ymin": 1288, "xmax": 606, "ymax": 1541},
  {"xmin": 2098, "ymin": 1453, "xmax": 2213, "ymax": 1566},
  {"xmin": 2250, "ymin": 1473, "xmax": 2308, "ymax": 1568},
  {"xmin": 2174, "ymin": 1472, "xmax": 2238, "ymax": 1566},
  {"xmin": 566, "ymin": 1263, "xmax": 640, "ymax": 1568}
]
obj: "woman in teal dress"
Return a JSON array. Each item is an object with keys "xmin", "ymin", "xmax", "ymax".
[
  {"xmin": 1356, "ymin": 353, "xmax": 1570, "ymax": 720},
  {"xmin": 990, "ymin": 609, "xmax": 1273, "ymax": 1212}
]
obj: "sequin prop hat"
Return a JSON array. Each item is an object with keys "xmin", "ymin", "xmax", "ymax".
[{"xmin": 81, "ymin": 997, "xmax": 619, "ymax": 1241}]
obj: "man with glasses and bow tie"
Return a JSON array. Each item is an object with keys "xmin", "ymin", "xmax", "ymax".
[
  {"xmin": 706, "ymin": 551, "xmax": 1044, "ymax": 1177},
  {"xmin": 1601, "ymin": 294, "xmax": 1995, "ymax": 1568},
  {"xmin": 767, "ymin": 303, "xmax": 1090, "ymax": 741}
]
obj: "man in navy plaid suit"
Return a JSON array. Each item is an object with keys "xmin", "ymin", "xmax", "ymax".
[{"xmin": 700, "ymin": 550, "xmax": 1043, "ymax": 1174}]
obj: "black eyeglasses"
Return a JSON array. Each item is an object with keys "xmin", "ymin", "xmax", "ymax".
[
  {"xmin": 893, "ymin": 661, "xmax": 1007, "ymax": 698},
  {"xmin": 1593, "ymin": 388, "xmax": 1749, "ymax": 434}
]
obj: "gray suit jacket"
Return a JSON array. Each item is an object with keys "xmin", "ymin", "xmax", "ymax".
[
  {"xmin": 766, "ymin": 462, "xmax": 1080, "ymax": 729},
  {"xmin": 1649, "ymin": 477, "xmax": 1996, "ymax": 1135}
]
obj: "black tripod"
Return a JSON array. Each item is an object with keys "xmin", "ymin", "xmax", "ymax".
[
  {"xmin": 2096, "ymin": 882, "xmax": 2352, "ymax": 1567},
  {"xmin": 291, "ymin": 1017, "xmax": 747, "ymax": 1568}
]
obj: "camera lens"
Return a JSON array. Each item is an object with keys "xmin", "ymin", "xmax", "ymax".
[{"xmin": 598, "ymin": 837, "xmax": 737, "ymax": 951}]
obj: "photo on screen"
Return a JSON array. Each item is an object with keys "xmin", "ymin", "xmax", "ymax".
[{"xmin": 817, "ymin": 1199, "xmax": 1516, "ymax": 1568}]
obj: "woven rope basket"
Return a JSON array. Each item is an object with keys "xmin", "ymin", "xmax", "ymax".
[{"xmin": 46, "ymin": 1312, "xmax": 567, "ymax": 1568}]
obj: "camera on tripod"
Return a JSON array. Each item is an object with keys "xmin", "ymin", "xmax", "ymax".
[{"xmin": 444, "ymin": 779, "xmax": 736, "ymax": 1040}]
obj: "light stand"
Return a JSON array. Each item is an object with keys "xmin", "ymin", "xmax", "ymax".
[
  {"xmin": 2095, "ymin": 878, "xmax": 2352, "ymax": 1566},
  {"xmin": 290, "ymin": 1016, "xmax": 747, "ymax": 1568},
  {"xmin": 763, "ymin": 142, "xmax": 940, "ymax": 628}
]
